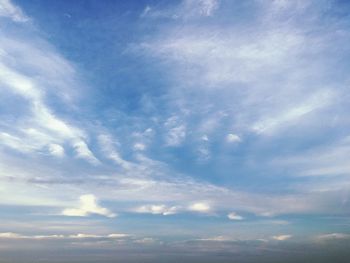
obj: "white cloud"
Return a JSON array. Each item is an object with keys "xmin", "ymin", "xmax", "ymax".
[
  {"xmin": 271, "ymin": 136, "xmax": 350, "ymax": 180},
  {"xmin": 69, "ymin": 233, "xmax": 128, "ymax": 239},
  {"xmin": 201, "ymin": 135, "xmax": 209, "ymax": 141},
  {"xmin": 0, "ymin": 30, "xmax": 100, "ymax": 165},
  {"xmin": 272, "ymin": 234, "xmax": 292, "ymax": 241},
  {"xmin": 164, "ymin": 116, "xmax": 186, "ymax": 146},
  {"xmin": 98, "ymin": 134, "xmax": 132, "ymax": 169},
  {"xmin": 0, "ymin": 232, "xmax": 20, "ymax": 238},
  {"xmin": 0, "ymin": 63, "xmax": 41, "ymax": 100},
  {"xmin": 0, "ymin": 132, "xmax": 33, "ymax": 153},
  {"xmin": 316, "ymin": 233, "xmax": 350, "ymax": 241},
  {"xmin": 141, "ymin": 0, "xmax": 219, "ymax": 19},
  {"xmin": 0, "ymin": 0, "xmax": 28, "ymax": 22},
  {"xmin": 188, "ymin": 202, "xmax": 210, "ymax": 213},
  {"xmin": 62, "ymin": 194, "xmax": 116, "ymax": 218},
  {"xmin": 135, "ymin": 204, "xmax": 179, "ymax": 215},
  {"xmin": 48, "ymin": 144, "xmax": 65, "ymax": 157},
  {"xmin": 227, "ymin": 212, "xmax": 243, "ymax": 220},
  {"xmin": 166, "ymin": 125, "xmax": 186, "ymax": 146},
  {"xmin": 134, "ymin": 143, "xmax": 146, "ymax": 151},
  {"xmin": 107, "ymin": 233, "xmax": 129, "ymax": 238},
  {"xmin": 183, "ymin": 0, "xmax": 219, "ymax": 17},
  {"xmin": 252, "ymin": 89, "xmax": 334, "ymax": 134},
  {"xmin": 0, "ymin": 232, "xmax": 128, "ymax": 240},
  {"xmin": 197, "ymin": 235, "xmax": 233, "ymax": 242},
  {"xmin": 73, "ymin": 141, "xmax": 100, "ymax": 165},
  {"xmin": 138, "ymin": 28, "xmax": 304, "ymax": 86},
  {"xmin": 226, "ymin": 133, "xmax": 241, "ymax": 143}
]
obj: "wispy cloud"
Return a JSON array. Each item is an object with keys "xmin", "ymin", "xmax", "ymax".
[
  {"xmin": 140, "ymin": 0, "xmax": 219, "ymax": 19},
  {"xmin": 98, "ymin": 134, "xmax": 132, "ymax": 169},
  {"xmin": 196, "ymin": 236, "xmax": 234, "ymax": 242},
  {"xmin": 134, "ymin": 204, "xmax": 179, "ymax": 215},
  {"xmin": 0, "ymin": 232, "xmax": 128, "ymax": 240},
  {"xmin": 0, "ymin": 21, "xmax": 99, "ymax": 165},
  {"xmin": 0, "ymin": 0, "xmax": 28, "ymax": 22},
  {"xmin": 164, "ymin": 116, "xmax": 187, "ymax": 146},
  {"xmin": 315, "ymin": 233, "xmax": 350, "ymax": 241}
]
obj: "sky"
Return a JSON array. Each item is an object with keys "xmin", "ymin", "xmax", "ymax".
[{"xmin": 0, "ymin": 0, "xmax": 350, "ymax": 262}]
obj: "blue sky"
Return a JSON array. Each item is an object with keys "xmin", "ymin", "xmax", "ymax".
[{"xmin": 1, "ymin": 0, "xmax": 350, "ymax": 262}]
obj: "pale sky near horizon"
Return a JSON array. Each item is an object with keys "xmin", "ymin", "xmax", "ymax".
[{"xmin": 1, "ymin": 0, "xmax": 350, "ymax": 262}]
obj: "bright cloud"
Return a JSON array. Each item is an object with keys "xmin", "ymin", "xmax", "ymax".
[
  {"xmin": 272, "ymin": 235, "xmax": 292, "ymax": 241},
  {"xmin": 48, "ymin": 143, "xmax": 65, "ymax": 157},
  {"xmin": 134, "ymin": 143, "xmax": 146, "ymax": 151},
  {"xmin": 227, "ymin": 212, "xmax": 243, "ymax": 220},
  {"xmin": 188, "ymin": 202, "xmax": 211, "ymax": 213},
  {"xmin": 226, "ymin": 134, "xmax": 242, "ymax": 143},
  {"xmin": 62, "ymin": 194, "xmax": 116, "ymax": 218}
]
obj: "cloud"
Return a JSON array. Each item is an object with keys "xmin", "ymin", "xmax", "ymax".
[
  {"xmin": 133, "ymin": 237, "xmax": 157, "ymax": 244},
  {"xmin": 141, "ymin": 0, "xmax": 219, "ymax": 19},
  {"xmin": 48, "ymin": 144, "xmax": 65, "ymax": 157},
  {"xmin": 98, "ymin": 134, "xmax": 132, "ymax": 169},
  {"xmin": 0, "ymin": 232, "xmax": 21, "ymax": 238},
  {"xmin": 0, "ymin": 232, "xmax": 128, "ymax": 240},
  {"xmin": 252, "ymin": 89, "xmax": 334, "ymax": 134},
  {"xmin": 196, "ymin": 236, "xmax": 233, "ymax": 242},
  {"xmin": 201, "ymin": 135, "xmax": 209, "ymax": 141},
  {"xmin": 164, "ymin": 117, "xmax": 186, "ymax": 146},
  {"xmin": 0, "ymin": 132, "xmax": 33, "ymax": 153},
  {"xmin": 226, "ymin": 134, "xmax": 242, "ymax": 143},
  {"xmin": 0, "ymin": 21, "xmax": 100, "ymax": 165},
  {"xmin": 272, "ymin": 136, "xmax": 350, "ymax": 179},
  {"xmin": 183, "ymin": 0, "xmax": 219, "ymax": 17},
  {"xmin": 140, "ymin": 5, "xmax": 152, "ymax": 17},
  {"xmin": 73, "ymin": 141, "xmax": 100, "ymax": 165},
  {"xmin": 272, "ymin": 235, "xmax": 292, "ymax": 241},
  {"xmin": 138, "ymin": 27, "xmax": 304, "ymax": 86},
  {"xmin": 188, "ymin": 202, "xmax": 211, "ymax": 213},
  {"xmin": 62, "ymin": 194, "xmax": 116, "ymax": 218},
  {"xmin": 134, "ymin": 143, "xmax": 146, "ymax": 151},
  {"xmin": 316, "ymin": 233, "xmax": 350, "ymax": 241},
  {"xmin": 134, "ymin": 0, "xmax": 341, "ymax": 144},
  {"xmin": 69, "ymin": 233, "xmax": 129, "ymax": 239},
  {"xmin": 0, "ymin": 0, "xmax": 28, "ymax": 22},
  {"xmin": 227, "ymin": 212, "xmax": 243, "ymax": 220},
  {"xmin": 134, "ymin": 204, "xmax": 179, "ymax": 215}
]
